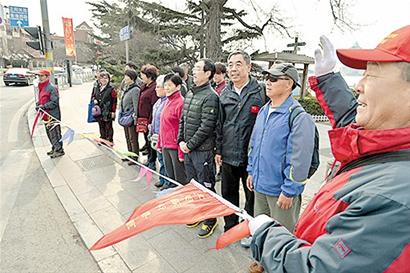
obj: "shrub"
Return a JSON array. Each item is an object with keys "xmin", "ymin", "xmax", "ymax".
[{"xmin": 296, "ymin": 94, "xmax": 325, "ymax": 116}]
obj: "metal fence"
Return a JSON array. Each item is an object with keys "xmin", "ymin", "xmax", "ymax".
[{"xmin": 55, "ymin": 70, "xmax": 94, "ymax": 89}]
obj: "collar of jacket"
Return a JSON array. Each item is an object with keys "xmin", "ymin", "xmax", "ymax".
[
  {"xmin": 127, "ymin": 82, "xmax": 139, "ymax": 90},
  {"xmin": 167, "ymin": 90, "xmax": 181, "ymax": 100},
  {"xmin": 329, "ymin": 124, "xmax": 410, "ymax": 164},
  {"xmin": 38, "ymin": 79, "xmax": 50, "ymax": 90},
  {"xmin": 261, "ymin": 95, "xmax": 295, "ymax": 114},
  {"xmin": 192, "ymin": 82, "xmax": 211, "ymax": 94},
  {"xmin": 226, "ymin": 76, "xmax": 258, "ymax": 94}
]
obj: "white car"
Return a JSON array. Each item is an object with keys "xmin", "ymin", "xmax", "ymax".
[{"xmin": 3, "ymin": 68, "xmax": 36, "ymax": 86}]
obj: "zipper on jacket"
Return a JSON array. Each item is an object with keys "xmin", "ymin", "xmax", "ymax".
[{"xmin": 254, "ymin": 106, "xmax": 270, "ymax": 190}]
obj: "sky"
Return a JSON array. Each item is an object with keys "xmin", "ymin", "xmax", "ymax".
[{"xmin": 2, "ymin": 0, "xmax": 410, "ymax": 57}]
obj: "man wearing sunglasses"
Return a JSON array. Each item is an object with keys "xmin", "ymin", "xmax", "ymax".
[{"xmin": 246, "ymin": 63, "xmax": 316, "ymax": 233}]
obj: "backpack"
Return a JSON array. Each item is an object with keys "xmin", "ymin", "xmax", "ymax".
[{"xmin": 289, "ymin": 106, "xmax": 320, "ymax": 178}]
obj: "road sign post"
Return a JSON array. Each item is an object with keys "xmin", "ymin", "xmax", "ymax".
[{"xmin": 119, "ymin": 25, "xmax": 131, "ymax": 63}]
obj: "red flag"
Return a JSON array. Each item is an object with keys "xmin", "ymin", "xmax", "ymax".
[
  {"xmin": 90, "ymin": 182, "xmax": 236, "ymax": 250},
  {"xmin": 215, "ymin": 220, "xmax": 251, "ymax": 250},
  {"xmin": 31, "ymin": 111, "xmax": 43, "ymax": 137},
  {"xmin": 134, "ymin": 166, "xmax": 153, "ymax": 188}
]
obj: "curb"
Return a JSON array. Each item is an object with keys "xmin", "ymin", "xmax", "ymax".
[{"xmin": 27, "ymin": 102, "xmax": 132, "ymax": 273}]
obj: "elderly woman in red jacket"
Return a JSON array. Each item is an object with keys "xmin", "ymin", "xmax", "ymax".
[
  {"xmin": 157, "ymin": 73, "xmax": 187, "ymax": 188},
  {"xmin": 138, "ymin": 64, "xmax": 159, "ymax": 169}
]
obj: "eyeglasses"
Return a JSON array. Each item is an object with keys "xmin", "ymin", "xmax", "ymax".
[{"xmin": 264, "ymin": 74, "xmax": 290, "ymax": 83}]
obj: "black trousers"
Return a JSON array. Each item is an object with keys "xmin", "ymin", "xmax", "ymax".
[
  {"xmin": 221, "ymin": 162, "xmax": 254, "ymax": 231},
  {"xmin": 162, "ymin": 148, "xmax": 187, "ymax": 185},
  {"xmin": 184, "ymin": 150, "xmax": 216, "ymax": 225},
  {"xmin": 45, "ymin": 122, "xmax": 63, "ymax": 152},
  {"xmin": 97, "ymin": 120, "xmax": 113, "ymax": 142},
  {"xmin": 144, "ymin": 132, "xmax": 157, "ymax": 168},
  {"xmin": 124, "ymin": 125, "xmax": 139, "ymax": 159}
]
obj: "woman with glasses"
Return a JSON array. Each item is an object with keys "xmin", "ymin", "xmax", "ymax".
[{"xmin": 91, "ymin": 71, "xmax": 117, "ymax": 143}]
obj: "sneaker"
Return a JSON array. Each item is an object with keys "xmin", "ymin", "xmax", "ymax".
[
  {"xmin": 46, "ymin": 150, "xmax": 54, "ymax": 156},
  {"xmin": 240, "ymin": 236, "xmax": 252, "ymax": 248},
  {"xmin": 121, "ymin": 158, "xmax": 130, "ymax": 162},
  {"xmin": 154, "ymin": 181, "xmax": 164, "ymax": 188},
  {"xmin": 186, "ymin": 222, "xmax": 201, "ymax": 228},
  {"xmin": 197, "ymin": 221, "xmax": 218, "ymax": 238},
  {"xmin": 128, "ymin": 161, "xmax": 137, "ymax": 166},
  {"xmin": 50, "ymin": 150, "xmax": 65, "ymax": 158}
]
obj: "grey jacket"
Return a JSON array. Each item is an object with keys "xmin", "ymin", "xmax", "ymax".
[{"xmin": 120, "ymin": 82, "xmax": 140, "ymax": 116}]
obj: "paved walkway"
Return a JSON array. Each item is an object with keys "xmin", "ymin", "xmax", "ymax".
[{"xmin": 27, "ymin": 81, "xmax": 333, "ymax": 273}]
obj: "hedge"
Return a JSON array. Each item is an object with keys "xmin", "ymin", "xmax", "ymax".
[{"xmin": 295, "ymin": 95, "xmax": 325, "ymax": 116}]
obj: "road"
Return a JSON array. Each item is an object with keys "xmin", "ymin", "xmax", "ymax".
[{"xmin": 0, "ymin": 83, "xmax": 101, "ymax": 273}]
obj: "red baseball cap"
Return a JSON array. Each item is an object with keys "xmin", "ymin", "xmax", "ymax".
[
  {"xmin": 336, "ymin": 25, "xmax": 410, "ymax": 69},
  {"xmin": 37, "ymin": 69, "xmax": 51, "ymax": 76}
]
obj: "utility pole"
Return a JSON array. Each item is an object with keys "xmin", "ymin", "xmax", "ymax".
[{"xmin": 40, "ymin": 0, "xmax": 54, "ymax": 82}]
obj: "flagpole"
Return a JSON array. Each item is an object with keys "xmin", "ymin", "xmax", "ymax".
[{"xmin": 36, "ymin": 109, "xmax": 253, "ymax": 221}]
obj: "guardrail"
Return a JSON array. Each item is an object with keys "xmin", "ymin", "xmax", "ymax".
[
  {"xmin": 312, "ymin": 115, "xmax": 330, "ymax": 123},
  {"xmin": 55, "ymin": 70, "xmax": 94, "ymax": 89}
]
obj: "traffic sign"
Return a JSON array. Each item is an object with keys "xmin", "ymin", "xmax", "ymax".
[
  {"xmin": 9, "ymin": 6, "xmax": 29, "ymax": 28},
  {"xmin": 119, "ymin": 25, "xmax": 131, "ymax": 41}
]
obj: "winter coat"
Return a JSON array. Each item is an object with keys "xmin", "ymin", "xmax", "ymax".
[
  {"xmin": 151, "ymin": 96, "xmax": 167, "ymax": 135},
  {"xmin": 137, "ymin": 81, "xmax": 158, "ymax": 122},
  {"xmin": 216, "ymin": 77, "xmax": 265, "ymax": 166},
  {"xmin": 120, "ymin": 82, "xmax": 140, "ymax": 116},
  {"xmin": 38, "ymin": 79, "xmax": 60, "ymax": 121},
  {"xmin": 91, "ymin": 83, "xmax": 117, "ymax": 121},
  {"xmin": 178, "ymin": 82, "xmax": 219, "ymax": 152},
  {"xmin": 247, "ymin": 96, "xmax": 315, "ymax": 197},
  {"xmin": 251, "ymin": 72, "xmax": 410, "ymax": 273},
  {"xmin": 158, "ymin": 91, "xmax": 184, "ymax": 159}
]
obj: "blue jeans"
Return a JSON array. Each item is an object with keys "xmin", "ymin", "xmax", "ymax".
[{"xmin": 157, "ymin": 151, "xmax": 167, "ymax": 186}]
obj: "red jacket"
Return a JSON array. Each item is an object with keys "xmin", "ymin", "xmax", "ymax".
[
  {"xmin": 38, "ymin": 79, "xmax": 60, "ymax": 121},
  {"xmin": 214, "ymin": 80, "xmax": 226, "ymax": 95},
  {"xmin": 251, "ymin": 73, "xmax": 410, "ymax": 273},
  {"xmin": 138, "ymin": 81, "xmax": 158, "ymax": 122},
  {"xmin": 157, "ymin": 91, "xmax": 184, "ymax": 159}
]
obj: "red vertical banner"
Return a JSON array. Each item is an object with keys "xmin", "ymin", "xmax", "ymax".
[{"xmin": 62, "ymin": 17, "xmax": 76, "ymax": 57}]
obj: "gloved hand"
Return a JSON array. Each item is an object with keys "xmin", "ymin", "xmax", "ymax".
[
  {"xmin": 249, "ymin": 214, "xmax": 274, "ymax": 236},
  {"xmin": 314, "ymin": 35, "xmax": 337, "ymax": 77}
]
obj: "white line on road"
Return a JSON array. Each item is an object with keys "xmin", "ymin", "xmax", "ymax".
[
  {"xmin": 7, "ymin": 98, "xmax": 34, "ymax": 143},
  {"xmin": 0, "ymin": 149, "xmax": 32, "ymax": 242}
]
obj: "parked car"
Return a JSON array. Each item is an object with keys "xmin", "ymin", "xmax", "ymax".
[{"xmin": 3, "ymin": 68, "xmax": 36, "ymax": 86}]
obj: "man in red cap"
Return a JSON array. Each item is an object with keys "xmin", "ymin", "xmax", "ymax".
[
  {"xmin": 36, "ymin": 69, "xmax": 64, "ymax": 158},
  {"xmin": 246, "ymin": 25, "xmax": 410, "ymax": 273}
]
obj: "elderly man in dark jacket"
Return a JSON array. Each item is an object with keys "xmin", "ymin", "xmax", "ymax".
[
  {"xmin": 216, "ymin": 50, "xmax": 265, "ymax": 233},
  {"xmin": 178, "ymin": 58, "xmax": 220, "ymax": 238},
  {"xmin": 35, "ymin": 69, "xmax": 65, "ymax": 158}
]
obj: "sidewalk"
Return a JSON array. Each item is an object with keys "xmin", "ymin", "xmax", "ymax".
[{"xmin": 28, "ymin": 81, "xmax": 333, "ymax": 273}]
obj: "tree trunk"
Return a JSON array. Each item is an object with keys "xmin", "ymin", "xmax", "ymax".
[{"xmin": 205, "ymin": 0, "xmax": 225, "ymax": 61}]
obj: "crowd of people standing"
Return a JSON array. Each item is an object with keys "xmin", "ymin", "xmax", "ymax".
[{"xmin": 89, "ymin": 50, "xmax": 316, "ymax": 240}]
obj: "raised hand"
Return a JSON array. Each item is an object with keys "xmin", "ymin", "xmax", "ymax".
[{"xmin": 314, "ymin": 35, "xmax": 337, "ymax": 77}]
